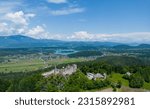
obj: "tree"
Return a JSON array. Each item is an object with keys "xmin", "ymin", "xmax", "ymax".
[
  {"xmin": 116, "ymin": 80, "xmax": 122, "ymax": 88},
  {"xmin": 36, "ymin": 74, "xmax": 67, "ymax": 92},
  {"xmin": 129, "ymin": 73, "xmax": 144, "ymax": 88},
  {"xmin": 7, "ymin": 79, "xmax": 20, "ymax": 92},
  {"xmin": 18, "ymin": 74, "xmax": 42, "ymax": 92},
  {"xmin": 0, "ymin": 79, "xmax": 10, "ymax": 92},
  {"xmin": 64, "ymin": 70, "xmax": 90, "ymax": 91},
  {"xmin": 141, "ymin": 68, "xmax": 150, "ymax": 83},
  {"xmin": 111, "ymin": 83, "xmax": 117, "ymax": 92}
]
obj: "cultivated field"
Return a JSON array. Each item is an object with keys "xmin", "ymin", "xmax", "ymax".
[{"xmin": 0, "ymin": 57, "xmax": 87, "ymax": 73}]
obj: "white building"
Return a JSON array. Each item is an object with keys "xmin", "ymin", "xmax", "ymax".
[
  {"xmin": 87, "ymin": 73, "xmax": 95, "ymax": 80},
  {"xmin": 87, "ymin": 72, "xmax": 107, "ymax": 80},
  {"xmin": 126, "ymin": 72, "xmax": 131, "ymax": 76},
  {"xmin": 42, "ymin": 64, "xmax": 77, "ymax": 77}
]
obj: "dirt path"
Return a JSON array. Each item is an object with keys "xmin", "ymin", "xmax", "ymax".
[{"xmin": 99, "ymin": 88, "xmax": 113, "ymax": 92}]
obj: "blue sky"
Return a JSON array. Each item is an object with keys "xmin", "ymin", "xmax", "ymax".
[{"xmin": 0, "ymin": 0, "xmax": 150, "ymax": 43}]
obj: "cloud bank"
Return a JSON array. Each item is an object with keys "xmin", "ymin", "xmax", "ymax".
[
  {"xmin": 69, "ymin": 31, "xmax": 150, "ymax": 43},
  {"xmin": 0, "ymin": 10, "xmax": 150, "ymax": 44}
]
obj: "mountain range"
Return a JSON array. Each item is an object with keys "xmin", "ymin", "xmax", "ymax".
[{"xmin": 0, "ymin": 35, "xmax": 150, "ymax": 48}]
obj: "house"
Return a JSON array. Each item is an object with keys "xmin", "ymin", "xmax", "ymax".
[
  {"xmin": 87, "ymin": 73, "xmax": 107, "ymax": 80},
  {"xmin": 87, "ymin": 73, "xmax": 95, "ymax": 80},
  {"xmin": 126, "ymin": 72, "xmax": 131, "ymax": 76}
]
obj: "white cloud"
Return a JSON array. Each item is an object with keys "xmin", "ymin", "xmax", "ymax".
[
  {"xmin": 67, "ymin": 31, "xmax": 150, "ymax": 43},
  {"xmin": 94, "ymin": 32, "xmax": 150, "ymax": 43},
  {"xmin": 0, "ymin": 22, "xmax": 29, "ymax": 36},
  {"xmin": 1, "ymin": 10, "xmax": 150, "ymax": 44},
  {"xmin": 47, "ymin": 0, "xmax": 67, "ymax": 4},
  {"xmin": 70, "ymin": 31, "xmax": 93, "ymax": 40},
  {"xmin": 0, "ymin": 22, "xmax": 8, "ymax": 31},
  {"xmin": 0, "ymin": 11, "xmax": 40, "ymax": 37},
  {"xmin": 5, "ymin": 11, "xmax": 35, "ymax": 26},
  {"xmin": 50, "ymin": 7, "xmax": 85, "ymax": 15},
  {"xmin": 1, "ymin": 22, "xmax": 150, "ymax": 44},
  {"xmin": 0, "ymin": 22, "xmax": 12, "ymax": 35},
  {"xmin": 26, "ymin": 26, "xmax": 48, "ymax": 38},
  {"xmin": 26, "ymin": 13, "xmax": 35, "ymax": 18}
]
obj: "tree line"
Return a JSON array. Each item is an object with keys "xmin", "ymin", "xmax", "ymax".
[{"xmin": 0, "ymin": 56, "xmax": 150, "ymax": 92}]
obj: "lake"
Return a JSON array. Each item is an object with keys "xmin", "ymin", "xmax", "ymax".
[{"xmin": 55, "ymin": 49, "xmax": 78, "ymax": 55}]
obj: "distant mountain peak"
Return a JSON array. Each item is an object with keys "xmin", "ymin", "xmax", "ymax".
[
  {"xmin": 5, "ymin": 35, "xmax": 35, "ymax": 39},
  {"xmin": 138, "ymin": 44, "xmax": 150, "ymax": 48},
  {"xmin": 0, "ymin": 35, "xmax": 150, "ymax": 48}
]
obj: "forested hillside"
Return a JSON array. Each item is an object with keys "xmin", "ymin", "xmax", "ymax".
[{"xmin": 0, "ymin": 56, "xmax": 150, "ymax": 92}]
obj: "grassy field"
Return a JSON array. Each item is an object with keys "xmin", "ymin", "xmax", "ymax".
[
  {"xmin": 143, "ymin": 82, "xmax": 150, "ymax": 90},
  {"xmin": 47, "ymin": 58, "xmax": 87, "ymax": 65},
  {"xmin": 109, "ymin": 73, "xmax": 150, "ymax": 91},
  {"xmin": 0, "ymin": 59, "xmax": 45, "ymax": 73},
  {"xmin": 109, "ymin": 73, "xmax": 129, "ymax": 86},
  {"xmin": 98, "ymin": 86, "xmax": 147, "ymax": 92},
  {"xmin": 0, "ymin": 57, "xmax": 87, "ymax": 73},
  {"xmin": 119, "ymin": 86, "xmax": 147, "ymax": 92}
]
